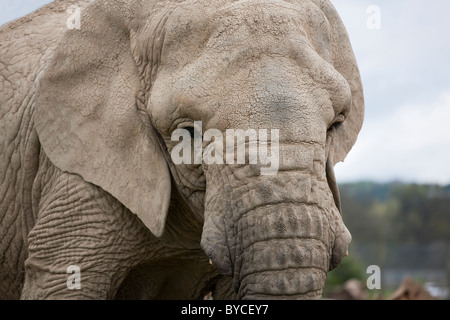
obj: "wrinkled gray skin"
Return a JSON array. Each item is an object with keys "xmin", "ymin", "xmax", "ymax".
[{"xmin": 0, "ymin": 0, "xmax": 364, "ymax": 299}]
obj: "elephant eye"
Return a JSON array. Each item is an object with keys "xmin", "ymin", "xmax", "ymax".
[
  {"xmin": 328, "ymin": 113, "xmax": 346, "ymax": 131},
  {"xmin": 185, "ymin": 126, "xmax": 196, "ymax": 138},
  {"xmin": 178, "ymin": 124, "xmax": 202, "ymax": 139}
]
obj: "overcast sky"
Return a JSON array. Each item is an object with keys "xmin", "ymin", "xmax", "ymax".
[
  {"xmin": 1, "ymin": 0, "xmax": 449, "ymax": 185},
  {"xmin": 331, "ymin": 0, "xmax": 450, "ymax": 185}
]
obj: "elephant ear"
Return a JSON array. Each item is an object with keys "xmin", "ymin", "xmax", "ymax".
[
  {"xmin": 318, "ymin": 0, "xmax": 365, "ymax": 165},
  {"xmin": 34, "ymin": 2, "xmax": 171, "ymax": 237}
]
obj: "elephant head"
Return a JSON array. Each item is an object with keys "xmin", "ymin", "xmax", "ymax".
[{"xmin": 34, "ymin": 0, "xmax": 364, "ymax": 299}]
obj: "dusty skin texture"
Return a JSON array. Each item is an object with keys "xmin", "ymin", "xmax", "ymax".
[{"xmin": 0, "ymin": 0, "xmax": 364, "ymax": 299}]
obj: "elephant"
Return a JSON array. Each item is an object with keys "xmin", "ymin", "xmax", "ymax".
[{"xmin": 0, "ymin": 0, "xmax": 364, "ymax": 300}]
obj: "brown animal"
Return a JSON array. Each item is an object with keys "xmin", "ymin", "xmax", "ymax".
[{"xmin": 390, "ymin": 277, "xmax": 438, "ymax": 300}]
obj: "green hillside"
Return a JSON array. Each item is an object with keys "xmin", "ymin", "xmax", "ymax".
[
  {"xmin": 339, "ymin": 182, "xmax": 450, "ymax": 245},
  {"xmin": 324, "ymin": 182, "xmax": 450, "ymax": 298}
]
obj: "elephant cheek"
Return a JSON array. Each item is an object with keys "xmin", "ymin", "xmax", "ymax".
[
  {"xmin": 200, "ymin": 213, "xmax": 234, "ymax": 276},
  {"xmin": 200, "ymin": 184, "xmax": 235, "ymax": 276}
]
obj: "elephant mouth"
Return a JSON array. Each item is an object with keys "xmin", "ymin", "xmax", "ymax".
[{"xmin": 200, "ymin": 158, "xmax": 351, "ymax": 299}]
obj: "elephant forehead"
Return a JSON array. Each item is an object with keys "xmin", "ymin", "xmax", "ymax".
[
  {"xmin": 163, "ymin": 0, "xmax": 332, "ymax": 63},
  {"xmin": 149, "ymin": 0, "xmax": 341, "ymax": 135},
  {"xmin": 216, "ymin": 0, "xmax": 330, "ymax": 36}
]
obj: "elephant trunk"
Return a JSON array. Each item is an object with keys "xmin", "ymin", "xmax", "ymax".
[
  {"xmin": 235, "ymin": 202, "xmax": 330, "ymax": 299},
  {"xmin": 201, "ymin": 157, "xmax": 351, "ymax": 299}
]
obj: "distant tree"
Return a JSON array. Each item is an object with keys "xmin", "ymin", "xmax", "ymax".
[
  {"xmin": 337, "ymin": 182, "xmax": 450, "ymax": 290},
  {"xmin": 339, "ymin": 185, "xmax": 387, "ymax": 243},
  {"xmin": 339, "ymin": 182, "xmax": 450, "ymax": 244},
  {"xmin": 391, "ymin": 184, "xmax": 450, "ymax": 243}
]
